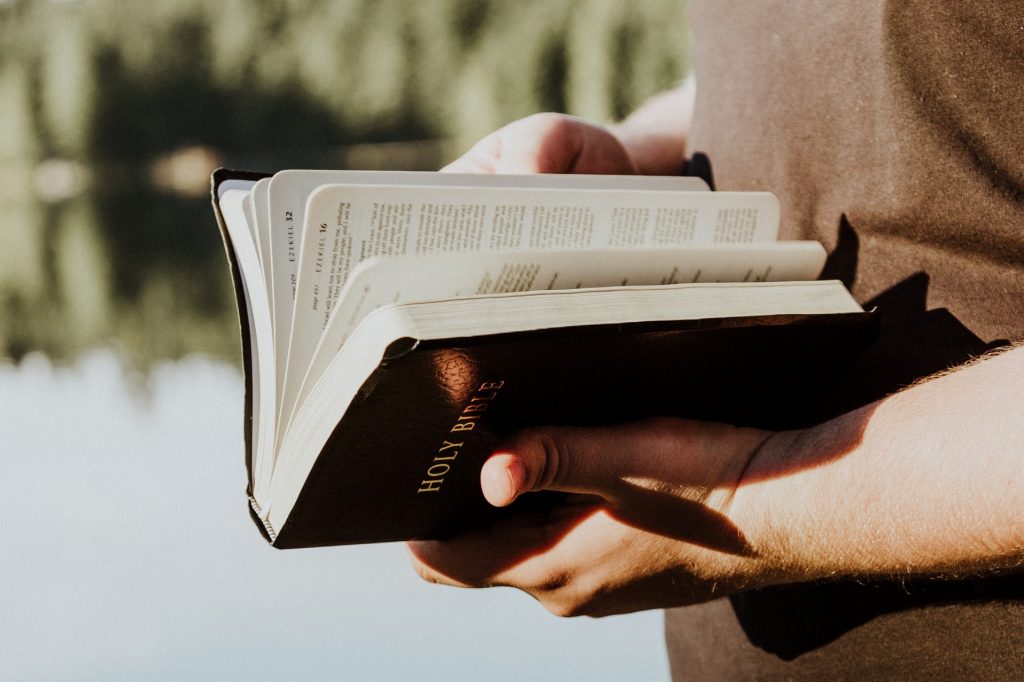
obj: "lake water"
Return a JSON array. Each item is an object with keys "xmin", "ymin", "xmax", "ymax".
[{"xmin": 1, "ymin": 349, "xmax": 668, "ymax": 680}]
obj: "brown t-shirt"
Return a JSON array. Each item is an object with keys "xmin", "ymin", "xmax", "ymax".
[{"xmin": 665, "ymin": 1, "xmax": 1024, "ymax": 678}]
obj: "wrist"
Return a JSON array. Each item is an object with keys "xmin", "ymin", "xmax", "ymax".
[
  {"xmin": 725, "ymin": 413, "xmax": 894, "ymax": 587},
  {"xmin": 667, "ymin": 424, "xmax": 804, "ymax": 595},
  {"xmin": 724, "ymin": 428, "xmax": 820, "ymax": 589}
]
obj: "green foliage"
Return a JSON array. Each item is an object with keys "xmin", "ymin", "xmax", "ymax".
[
  {"xmin": 0, "ymin": 0, "xmax": 691, "ymax": 368},
  {"xmin": 1, "ymin": 0, "xmax": 689, "ymax": 159}
]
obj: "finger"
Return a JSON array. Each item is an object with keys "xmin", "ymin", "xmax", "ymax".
[
  {"xmin": 411, "ymin": 509, "xmax": 658, "ymax": 617},
  {"xmin": 441, "ymin": 113, "xmax": 637, "ymax": 176},
  {"xmin": 440, "ymin": 133, "xmax": 501, "ymax": 173},
  {"xmin": 491, "ymin": 114, "xmax": 578, "ymax": 174},
  {"xmin": 480, "ymin": 453, "xmax": 526, "ymax": 506},
  {"xmin": 443, "ymin": 114, "xmax": 581, "ymax": 175},
  {"xmin": 441, "ymin": 118, "xmax": 565, "ymax": 174},
  {"xmin": 407, "ymin": 501, "xmax": 602, "ymax": 588},
  {"xmin": 482, "ymin": 424, "xmax": 651, "ymax": 504},
  {"xmin": 485, "ymin": 419, "xmax": 772, "ymax": 507},
  {"xmin": 491, "ymin": 113, "xmax": 639, "ymax": 175}
]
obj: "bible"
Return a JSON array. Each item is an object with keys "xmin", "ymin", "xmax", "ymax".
[{"xmin": 211, "ymin": 168, "xmax": 873, "ymax": 548}]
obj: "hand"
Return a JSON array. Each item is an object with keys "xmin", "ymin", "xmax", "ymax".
[
  {"xmin": 411, "ymin": 345, "xmax": 1024, "ymax": 617},
  {"xmin": 441, "ymin": 113, "xmax": 640, "ymax": 175},
  {"xmin": 407, "ymin": 418, "xmax": 776, "ymax": 617}
]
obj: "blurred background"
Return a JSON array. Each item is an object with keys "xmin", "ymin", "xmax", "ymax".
[{"xmin": 1, "ymin": 0, "xmax": 689, "ymax": 678}]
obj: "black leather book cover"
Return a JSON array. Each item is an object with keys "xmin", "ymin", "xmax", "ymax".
[{"xmin": 274, "ymin": 312, "xmax": 876, "ymax": 548}]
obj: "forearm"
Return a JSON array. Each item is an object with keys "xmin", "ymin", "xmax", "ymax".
[
  {"xmin": 609, "ymin": 77, "xmax": 695, "ymax": 175},
  {"xmin": 736, "ymin": 345, "xmax": 1024, "ymax": 585}
]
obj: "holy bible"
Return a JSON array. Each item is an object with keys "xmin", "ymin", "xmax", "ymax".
[{"xmin": 211, "ymin": 168, "xmax": 874, "ymax": 548}]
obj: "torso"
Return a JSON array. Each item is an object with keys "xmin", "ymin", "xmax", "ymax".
[{"xmin": 666, "ymin": 2, "xmax": 1024, "ymax": 678}]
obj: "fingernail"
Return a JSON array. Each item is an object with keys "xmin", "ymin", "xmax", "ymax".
[
  {"xmin": 482, "ymin": 455, "xmax": 525, "ymax": 507},
  {"xmin": 506, "ymin": 457, "xmax": 526, "ymax": 501}
]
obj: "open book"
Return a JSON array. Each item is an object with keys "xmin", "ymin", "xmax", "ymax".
[{"xmin": 212, "ymin": 168, "xmax": 874, "ymax": 548}]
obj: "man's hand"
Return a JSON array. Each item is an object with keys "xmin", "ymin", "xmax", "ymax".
[
  {"xmin": 408, "ymin": 347, "xmax": 1024, "ymax": 617},
  {"xmin": 441, "ymin": 113, "xmax": 640, "ymax": 175},
  {"xmin": 419, "ymin": 86, "xmax": 1024, "ymax": 616},
  {"xmin": 442, "ymin": 81, "xmax": 695, "ymax": 176},
  {"xmin": 407, "ymin": 419, "xmax": 778, "ymax": 617}
]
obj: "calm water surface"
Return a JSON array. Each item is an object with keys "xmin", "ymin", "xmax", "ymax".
[{"xmin": 2, "ymin": 349, "xmax": 669, "ymax": 679}]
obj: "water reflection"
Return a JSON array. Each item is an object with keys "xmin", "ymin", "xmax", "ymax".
[
  {"xmin": 2, "ymin": 184, "xmax": 229, "ymax": 367},
  {"xmin": 1, "ymin": 352, "xmax": 668, "ymax": 679},
  {"xmin": 2, "ymin": 0, "xmax": 687, "ymax": 369}
]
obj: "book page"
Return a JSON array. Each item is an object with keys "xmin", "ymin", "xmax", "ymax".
[
  {"xmin": 285, "ymin": 184, "xmax": 779, "ymax": 404},
  {"xmin": 283, "ymin": 241, "xmax": 820, "ymax": 431},
  {"xmin": 269, "ymin": 171, "xmax": 709, "ymax": 334},
  {"xmin": 268, "ymin": 170, "xmax": 708, "ymax": 424},
  {"xmin": 251, "ymin": 178, "xmax": 274, "ymax": 312},
  {"xmin": 216, "ymin": 184, "xmax": 276, "ymax": 499},
  {"xmin": 243, "ymin": 190, "xmax": 260, "ymax": 256},
  {"xmin": 279, "ymin": 185, "xmax": 780, "ymax": 432}
]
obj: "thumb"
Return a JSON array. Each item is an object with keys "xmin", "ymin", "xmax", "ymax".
[
  {"xmin": 480, "ymin": 419, "xmax": 769, "ymax": 509},
  {"xmin": 480, "ymin": 425, "xmax": 637, "ymax": 507}
]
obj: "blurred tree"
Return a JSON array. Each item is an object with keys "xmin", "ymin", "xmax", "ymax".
[{"xmin": 0, "ymin": 0, "xmax": 690, "ymax": 368}]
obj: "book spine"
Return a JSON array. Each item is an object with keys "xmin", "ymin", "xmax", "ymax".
[{"xmin": 248, "ymin": 496, "xmax": 279, "ymax": 543}]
